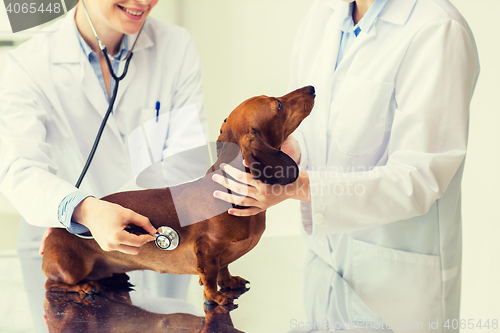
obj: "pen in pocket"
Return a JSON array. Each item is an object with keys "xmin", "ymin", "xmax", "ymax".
[{"xmin": 155, "ymin": 101, "xmax": 160, "ymax": 122}]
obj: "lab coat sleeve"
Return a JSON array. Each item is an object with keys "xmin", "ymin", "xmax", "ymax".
[
  {"xmin": 0, "ymin": 51, "xmax": 80, "ymax": 228},
  {"xmin": 308, "ymin": 19, "xmax": 479, "ymax": 235}
]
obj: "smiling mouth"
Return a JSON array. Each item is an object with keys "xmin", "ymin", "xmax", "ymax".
[{"xmin": 118, "ymin": 5, "xmax": 145, "ymax": 17}]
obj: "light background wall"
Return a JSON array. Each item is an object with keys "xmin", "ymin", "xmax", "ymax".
[{"xmin": 0, "ymin": 0, "xmax": 499, "ymax": 324}]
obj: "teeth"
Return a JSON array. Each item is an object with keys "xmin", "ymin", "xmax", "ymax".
[{"xmin": 122, "ymin": 7, "xmax": 143, "ymax": 16}]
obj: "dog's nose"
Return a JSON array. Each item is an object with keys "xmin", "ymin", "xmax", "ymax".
[{"xmin": 308, "ymin": 86, "xmax": 315, "ymax": 95}]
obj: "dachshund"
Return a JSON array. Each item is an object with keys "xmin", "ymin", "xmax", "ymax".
[{"xmin": 42, "ymin": 86, "xmax": 315, "ymax": 305}]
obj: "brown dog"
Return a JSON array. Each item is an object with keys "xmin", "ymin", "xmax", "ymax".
[{"xmin": 42, "ymin": 86, "xmax": 315, "ymax": 305}]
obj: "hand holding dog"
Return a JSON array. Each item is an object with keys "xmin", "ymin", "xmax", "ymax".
[
  {"xmin": 212, "ymin": 135, "xmax": 311, "ymax": 217},
  {"xmin": 73, "ymin": 197, "xmax": 156, "ymax": 255}
]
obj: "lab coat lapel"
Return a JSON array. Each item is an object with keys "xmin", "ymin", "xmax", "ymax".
[
  {"xmin": 51, "ymin": 7, "xmax": 108, "ymax": 119},
  {"xmin": 49, "ymin": 8, "xmax": 83, "ymax": 139},
  {"xmin": 51, "ymin": 6, "xmax": 124, "ymax": 145}
]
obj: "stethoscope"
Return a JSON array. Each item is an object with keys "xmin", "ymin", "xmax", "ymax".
[{"xmin": 75, "ymin": 0, "xmax": 179, "ymax": 250}]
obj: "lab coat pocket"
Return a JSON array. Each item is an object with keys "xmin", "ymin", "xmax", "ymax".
[
  {"xmin": 335, "ymin": 76, "xmax": 393, "ymax": 155},
  {"xmin": 128, "ymin": 109, "xmax": 169, "ymax": 180},
  {"xmin": 347, "ymin": 239, "xmax": 443, "ymax": 333}
]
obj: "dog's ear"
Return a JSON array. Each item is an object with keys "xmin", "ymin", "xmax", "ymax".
[
  {"xmin": 215, "ymin": 141, "xmax": 241, "ymax": 166},
  {"xmin": 216, "ymin": 131, "xmax": 227, "ymax": 158},
  {"xmin": 214, "ymin": 130, "xmax": 244, "ymax": 172},
  {"xmin": 216, "ymin": 120, "xmax": 230, "ymax": 157},
  {"xmin": 241, "ymin": 133, "xmax": 299, "ymax": 185}
]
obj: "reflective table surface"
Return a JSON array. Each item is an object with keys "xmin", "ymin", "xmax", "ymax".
[
  {"xmin": 43, "ymin": 290, "xmax": 392, "ymax": 333},
  {"xmin": 3, "ymin": 232, "xmax": 393, "ymax": 333},
  {"xmin": 44, "ymin": 290, "xmax": 241, "ymax": 333}
]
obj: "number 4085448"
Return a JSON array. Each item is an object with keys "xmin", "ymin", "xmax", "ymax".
[{"xmin": 6, "ymin": 2, "xmax": 61, "ymax": 14}]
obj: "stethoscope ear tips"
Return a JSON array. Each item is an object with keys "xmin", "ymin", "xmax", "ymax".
[{"xmin": 153, "ymin": 226, "xmax": 179, "ymax": 250}]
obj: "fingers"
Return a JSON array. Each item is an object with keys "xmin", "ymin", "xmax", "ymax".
[
  {"xmin": 81, "ymin": 200, "xmax": 157, "ymax": 255},
  {"xmin": 220, "ymin": 163, "xmax": 255, "ymax": 186},
  {"xmin": 212, "ymin": 189, "xmax": 263, "ymax": 216},
  {"xmin": 98, "ymin": 232, "xmax": 153, "ymax": 254},
  {"xmin": 212, "ymin": 163, "xmax": 268, "ymax": 212},
  {"xmin": 39, "ymin": 227, "xmax": 53, "ymax": 255},
  {"xmin": 213, "ymin": 189, "xmax": 256, "ymax": 207},
  {"xmin": 127, "ymin": 210, "xmax": 157, "ymax": 235},
  {"xmin": 116, "ymin": 210, "xmax": 154, "ymax": 250},
  {"xmin": 228, "ymin": 207, "xmax": 263, "ymax": 217},
  {"xmin": 212, "ymin": 174, "xmax": 252, "ymax": 198},
  {"xmin": 119, "ymin": 232, "xmax": 154, "ymax": 248},
  {"xmin": 112, "ymin": 244, "xmax": 145, "ymax": 256}
]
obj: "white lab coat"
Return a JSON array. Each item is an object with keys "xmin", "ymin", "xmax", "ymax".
[
  {"xmin": 0, "ymin": 9, "xmax": 209, "ymax": 233},
  {"xmin": 290, "ymin": 0, "xmax": 479, "ymax": 331},
  {"xmin": 0, "ymin": 9, "xmax": 209, "ymax": 331}
]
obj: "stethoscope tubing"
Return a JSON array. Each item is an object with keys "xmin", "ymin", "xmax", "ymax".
[
  {"xmin": 75, "ymin": 0, "xmax": 140, "ymax": 189},
  {"xmin": 75, "ymin": 51, "xmax": 133, "ymax": 189}
]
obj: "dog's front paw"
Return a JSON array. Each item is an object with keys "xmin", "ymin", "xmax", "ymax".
[
  {"xmin": 204, "ymin": 290, "xmax": 235, "ymax": 306},
  {"xmin": 79, "ymin": 280, "xmax": 101, "ymax": 298},
  {"xmin": 219, "ymin": 275, "xmax": 249, "ymax": 291}
]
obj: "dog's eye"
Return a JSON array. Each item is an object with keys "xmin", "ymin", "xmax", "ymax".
[{"xmin": 277, "ymin": 100, "xmax": 283, "ymax": 111}]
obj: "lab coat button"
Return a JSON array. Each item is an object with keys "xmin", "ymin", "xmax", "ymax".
[
  {"xmin": 319, "ymin": 239, "xmax": 325, "ymax": 248},
  {"xmin": 314, "ymin": 213, "xmax": 324, "ymax": 225},
  {"xmin": 121, "ymin": 165, "xmax": 131, "ymax": 173}
]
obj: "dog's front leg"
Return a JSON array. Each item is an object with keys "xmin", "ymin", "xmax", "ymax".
[{"xmin": 195, "ymin": 238, "xmax": 235, "ymax": 305}]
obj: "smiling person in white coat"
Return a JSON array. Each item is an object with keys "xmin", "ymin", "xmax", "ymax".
[
  {"xmin": 212, "ymin": 0, "xmax": 479, "ymax": 331},
  {"xmin": 0, "ymin": 0, "xmax": 209, "ymax": 331}
]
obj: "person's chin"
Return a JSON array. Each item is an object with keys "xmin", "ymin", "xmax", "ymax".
[
  {"xmin": 120, "ymin": 25, "xmax": 144, "ymax": 36},
  {"xmin": 117, "ymin": 17, "xmax": 148, "ymax": 35}
]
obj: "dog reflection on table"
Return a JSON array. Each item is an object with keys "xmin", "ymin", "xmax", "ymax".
[
  {"xmin": 44, "ymin": 279, "xmax": 246, "ymax": 333},
  {"xmin": 42, "ymin": 86, "xmax": 315, "ymax": 305}
]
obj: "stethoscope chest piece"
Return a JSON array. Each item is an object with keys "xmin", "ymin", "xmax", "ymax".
[{"xmin": 154, "ymin": 226, "xmax": 179, "ymax": 250}]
